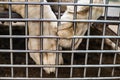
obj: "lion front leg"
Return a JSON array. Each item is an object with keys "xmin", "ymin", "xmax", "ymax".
[
  {"xmin": 28, "ymin": 22, "xmax": 41, "ymax": 64},
  {"xmin": 28, "ymin": 38, "xmax": 41, "ymax": 64}
]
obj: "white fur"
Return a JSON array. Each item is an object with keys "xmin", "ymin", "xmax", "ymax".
[
  {"xmin": 58, "ymin": 0, "xmax": 104, "ymax": 49},
  {"xmin": 0, "ymin": 0, "xmax": 63, "ymax": 74},
  {"xmin": 67, "ymin": 0, "xmax": 90, "ymax": 13}
]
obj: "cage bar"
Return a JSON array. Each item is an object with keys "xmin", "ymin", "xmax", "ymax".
[{"xmin": 0, "ymin": 0, "xmax": 120, "ymax": 80}]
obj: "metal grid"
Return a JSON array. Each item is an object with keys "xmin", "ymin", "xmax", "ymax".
[{"xmin": 0, "ymin": 0, "xmax": 120, "ymax": 80}]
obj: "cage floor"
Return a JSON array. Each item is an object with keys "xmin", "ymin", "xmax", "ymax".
[{"xmin": 0, "ymin": 25, "xmax": 120, "ymax": 78}]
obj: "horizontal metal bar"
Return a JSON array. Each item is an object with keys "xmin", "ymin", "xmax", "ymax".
[
  {"xmin": 0, "ymin": 77, "xmax": 120, "ymax": 80},
  {"xmin": 0, "ymin": 2, "xmax": 120, "ymax": 7},
  {"xmin": 0, "ymin": 19, "xmax": 120, "ymax": 23},
  {"xmin": 0, "ymin": 64, "xmax": 120, "ymax": 68},
  {"xmin": 0, "ymin": 49, "xmax": 120, "ymax": 53},
  {"xmin": 0, "ymin": 35, "xmax": 120, "ymax": 39}
]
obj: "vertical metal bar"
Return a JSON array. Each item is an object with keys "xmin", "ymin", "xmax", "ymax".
[
  {"xmin": 55, "ymin": 0, "xmax": 61, "ymax": 78},
  {"xmin": 70, "ymin": 0, "xmax": 77, "ymax": 78},
  {"xmin": 25, "ymin": 0, "xmax": 28, "ymax": 77},
  {"xmin": 8, "ymin": 0, "xmax": 13, "ymax": 77},
  {"xmin": 98, "ymin": 0, "xmax": 108, "ymax": 77},
  {"xmin": 40, "ymin": 0, "xmax": 43, "ymax": 78},
  {"xmin": 83, "ymin": 0, "xmax": 93, "ymax": 77},
  {"xmin": 112, "ymin": 13, "xmax": 120, "ymax": 76}
]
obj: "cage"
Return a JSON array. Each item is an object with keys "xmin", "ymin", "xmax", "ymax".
[{"xmin": 0, "ymin": 0, "xmax": 120, "ymax": 80}]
